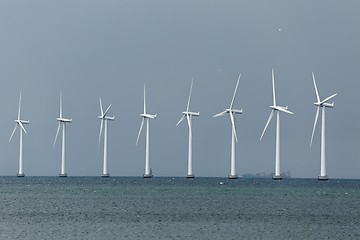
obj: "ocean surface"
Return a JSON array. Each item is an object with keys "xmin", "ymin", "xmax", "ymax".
[{"xmin": 0, "ymin": 177, "xmax": 359, "ymax": 239}]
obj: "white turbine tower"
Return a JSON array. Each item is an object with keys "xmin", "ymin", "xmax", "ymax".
[
  {"xmin": 53, "ymin": 92, "xmax": 72, "ymax": 177},
  {"xmin": 136, "ymin": 84, "xmax": 156, "ymax": 178},
  {"xmin": 9, "ymin": 91, "xmax": 29, "ymax": 177},
  {"xmin": 310, "ymin": 72, "xmax": 337, "ymax": 181},
  {"xmin": 98, "ymin": 98, "xmax": 115, "ymax": 178},
  {"xmin": 260, "ymin": 69, "xmax": 294, "ymax": 180},
  {"xmin": 176, "ymin": 78, "xmax": 199, "ymax": 178},
  {"xmin": 214, "ymin": 74, "xmax": 243, "ymax": 179}
]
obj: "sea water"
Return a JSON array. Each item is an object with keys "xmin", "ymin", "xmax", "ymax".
[{"xmin": 0, "ymin": 177, "xmax": 359, "ymax": 239}]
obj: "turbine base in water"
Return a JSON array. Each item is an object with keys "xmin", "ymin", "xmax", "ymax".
[
  {"xmin": 17, "ymin": 173, "xmax": 25, "ymax": 177},
  {"xmin": 143, "ymin": 174, "xmax": 153, "ymax": 178},
  {"xmin": 59, "ymin": 173, "xmax": 67, "ymax": 177},
  {"xmin": 186, "ymin": 174, "xmax": 195, "ymax": 178},
  {"xmin": 228, "ymin": 174, "xmax": 238, "ymax": 179},
  {"xmin": 318, "ymin": 175, "xmax": 329, "ymax": 181},
  {"xmin": 272, "ymin": 175, "xmax": 283, "ymax": 180},
  {"xmin": 101, "ymin": 173, "xmax": 110, "ymax": 178}
]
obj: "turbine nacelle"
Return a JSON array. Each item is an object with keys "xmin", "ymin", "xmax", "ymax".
[
  {"xmin": 57, "ymin": 118, "xmax": 72, "ymax": 123},
  {"xmin": 98, "ymin": 115, "xmax": 115, "ymax": 120},
  {"xmin": 226, "ymin": 108, "xmax": 243, "ymax": 114},
  {"xmin": 314, "ymin": 102, "xmax": 334, "ymax": 108},
  {"xmin": 270, "ymin": 105, "xmax": 294, "ymax": 114},
  {"xmin": 15, "ymin": 120, "xmax": 29, "ymax": 124},
  {"xmin": 323, "ymin": 102, "xmax": 334, "ymax": 108},
  {"xmin": 140, "ymin": 113, "xmax": 156, "ymax": 119},
  {"xmin": 182, "ymin": 111, "xmax": 200, "ymax": 116}
]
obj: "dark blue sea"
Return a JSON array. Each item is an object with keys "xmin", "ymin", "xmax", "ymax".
[{"xmin": 0, "ymin": 177, "xmax": 359, "ymax": 239}]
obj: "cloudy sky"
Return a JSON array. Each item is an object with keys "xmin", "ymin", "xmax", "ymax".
[{"xmin": 0, "ymin": 0, "xmax": 359, "ymax": 178}]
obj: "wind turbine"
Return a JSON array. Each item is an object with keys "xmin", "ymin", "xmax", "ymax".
[
  {"xmin": 213, "ymin": 74, "xmax": 243, "ymax": 179},
  {"xmin": 260, "ymin": 69, "xmax": 293, "ymax": 180},
  {"xmin": 176, "ymin": 78, "xmax": 200, "ymax": 178},
  {"xmin": 98, "ymin": 98, "xmax": 114, "ymax": 178},
  {"xmin": 9, "ymin": 91, "xmax": 29, "ymax": 177},
  {"xmin": 53, "ymin": 92, "xmax": 72, "ymax": 177},
  {"xmin": 136, "ymin": 84, "xmax": 156, "ymax": 178},
  {"xmin": 310, "ymin": 72, "xmax": 337, "ymax": 181}
]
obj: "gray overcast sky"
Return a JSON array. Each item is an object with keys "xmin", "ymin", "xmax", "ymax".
[{"xmin": 0, "ymin": 0, "xmax": 359, "ymax": 178}]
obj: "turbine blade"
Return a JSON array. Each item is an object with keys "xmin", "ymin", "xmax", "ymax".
[
  {"xmin": 104, "ymin": 104, "xmax": 112, "ymax": 116},
  {"xmin": 230, "ymin": 73, "xmax": 241, "ymax": 109},
  {"xmin": 310, "ymin": 106, "xmax": 320, "ymax": 147},
  {"xmin": 98, "ymin": 119, "xmax": 103, "ymax": 151},
  {"xmin": 186, "ymin": 115, "xmax": 192, "ymax": 133},
  {"xmin": 176, "ymin": 115, "xmax": 186, "ymax": 126},
  {"xmin": 186, "ymin": 78, "xmax": 194, "ymax": 112},
  {"xmin": 312, "ymin": 72, "xmax": 321, "ymax": 102},
  {"xmin": 136, "ymin": 118, "xmax": 145, "ymax": 146},
  {"xmin": 18, "ymin": 91, "xmax": 22, "ymax": 120},
  {"xmin": 99, "ymin": 98, "xmax": 104, "ymax": 116},
  {"xmin": 18, "ymin": 122, "xmax": 27, "ymax": 134},
  {"xmin": 53, "ymin": 122, "xmax": 61, "ymax": 149},
  {"xmin": 60, "ymin": 92, "xmax": 62, "ymax": 118},
  {"xmin": 230, "ymin": 112, "xmax": 238, "ymax": 143},
  {"xmin": 272, "ymin": 69, "xmax": 276, "ymax": 106},
  {"xmin": 9, "ymin": 125, "xmax": 17, "ymax": 142},
  {"xmin": 213, "ymin": 110, "xmax": 227, "ymax": 118},
  {"xmin": 260, "ymin": 110, "xmax": 274, "ymax": 141},
  {"xmin": 143, "ymin": 84, "xmax": 147, "ymax": 114},
  {"xmin": 321, "ymin": 93, "xmax": 338, "ymax": 104}
]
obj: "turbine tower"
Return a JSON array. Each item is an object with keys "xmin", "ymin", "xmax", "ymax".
[
  {"xmin": 9, "ymin": 91, "xmax": 29, "ymax": 177},
  {"xmin": 260, "ymin": 69, "xmax": 293, "ymax": 180},
  {"xmin": 176, "ymin": 78, "xmax": 199, "ymax": 178},
  {"xmin": 310, "ymin": 72, "xmax": 337, "ymax": 181},
  {"xmin": 98, "ymin": 98, "xmax": 115, "ymax": 178},
  {"xmin": 214, "ymin": 74, "xmax": 243, "ymax": 179},
  {"xmin": 53, "ymin": 92, "xmax": 72, "ymax": 177},
  {"xmin": 136, "ymin": 84, "xmax": 156, "ymax": 178}
]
